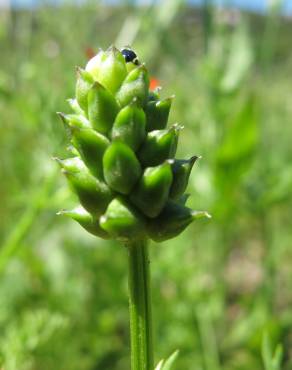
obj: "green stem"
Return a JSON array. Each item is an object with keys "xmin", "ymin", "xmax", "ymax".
[{"xmin": 127, "ymin": 239, "xmax": 154, "ymax": 370}]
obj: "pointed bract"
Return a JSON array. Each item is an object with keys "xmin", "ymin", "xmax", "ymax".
[
  {"xmin": 169, "ymin": 156, "xmax": 200, "ymax": 199},
  {"xmin": 54, "ymin": 156, "xmax": 85, "ymax": 173},
  {"xmin": 147, "ymin": 200, "xmax": 210, "ymax": 242},
  {"xmin": 62, "ymin": 163, "xmax": 113, "ymax": 216},
  {"xmin": 67, "ymin": 98, "xmax": 84, "ymax": 115},
  {"xmin": 88, "ymin": 82, "xmax": 119, "ymax": 134},
  {"xmin": 71, "ymin": 128, "xmax": 110, "ymax": 179},
  {"xmin": 103, "ymin": 142, "xmax": 141, "ymax": 194},
  {"xmin": 85, "ymin": 49, "xmax": 106, "ymax": 81},
  {"xmin": 97, "ymin": 47, "xmax": 128, "ymax": 94},
  {"xmin": 130, "ymin": 161, "xmax": 173, "ymax": 218},
  {"xmin": 116, "ymin": 65, "xmax": 149, "ymax": 108},
  {"xmin": 111, "ymin": 100, "xmax": 146, "ymax": 151},
  {"xmin": 138, "ymin": 124, "xmax": 181, "ymax": 167},
  {"xmin": 57, "ymin": 112, "xmax": 91, "ymax": 132},
  {"xmin": 145, "ymin": 96, "xmax": 173, "ymax": 132},
  {"xmin": 58, "ymin": 207, "xmax": 110, "ymax": 239},
  {"xmin": 75, "ymin": 68, "xmax": 94, "ymax": 113}
]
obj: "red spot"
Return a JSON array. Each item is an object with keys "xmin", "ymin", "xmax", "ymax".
[
  {"xmin": 150, "ymin": 77, "xmax": 160, "ymax": 90},
  {"xmin": 85, "ymin": 47, "xmax": 95, "ymax": 60}
]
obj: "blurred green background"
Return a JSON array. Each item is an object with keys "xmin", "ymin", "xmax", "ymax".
[{"xmin": 0, "ymin": 1, "xmax": 292, "ymax": 369}]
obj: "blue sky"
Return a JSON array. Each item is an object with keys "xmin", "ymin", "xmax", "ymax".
[{"xmin": 7, "ymin": 0, "xmax": 292, "ymax": 15}]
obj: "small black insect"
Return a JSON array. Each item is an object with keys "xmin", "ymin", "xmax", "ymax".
[{"xmin": 121, "ymin": 48, "xmax": 139, "ymax": 65}]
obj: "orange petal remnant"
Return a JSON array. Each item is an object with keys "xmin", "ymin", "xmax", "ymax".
[
  {"xmin": 85, "ymin": 47, "xmax": 96, "ymax": 60},
  {"xmin": 150, "ymin": 77, "xmax": 160, "ymax": 90}
]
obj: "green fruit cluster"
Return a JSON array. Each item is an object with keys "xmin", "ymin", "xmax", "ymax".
[{"xmin": 57, "ymin": 46, "xmax": 209, "ymax": 242}]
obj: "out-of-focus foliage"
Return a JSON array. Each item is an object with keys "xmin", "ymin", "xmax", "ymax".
[{"xmin": 0, "ymin": 1, "xmax": 291, "ymax": 369}]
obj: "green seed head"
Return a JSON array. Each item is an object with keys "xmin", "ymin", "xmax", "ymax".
[{"xmin": 57, "ymin": 46, "xmax": 209, "ymax": 242}]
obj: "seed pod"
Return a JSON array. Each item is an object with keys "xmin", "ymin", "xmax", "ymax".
[
  {"xmin": 111, "ymin": 99, "xmax": 146, "ymax": 151},
  {"xmin": 169, "ymin": 156, "xmax": 199, "ymax": 199},
  {"xmin": 103, "ymin": 142, "xmax": 141, "ymax": 194},
  {"xmin": 59, "ymin": 159, "xmax": 113, "ymax": 216},
  {"xmin": 71, "ymin": 128, "xmax": 110, "ymax": 179},
  {"xmin": 100, "ymin": 197, "xmax": 146, "ymax": 240},
  {"xmin": 76, "ymin": 68, "xmax": 94, "ymax": 113},
  {"xmin": 147, "ymin": 200, "xmax": 210, "ymax": 242},
  {"xmin": 145, "ymin": 96, "xmax": 173, "ymax": 132},
  {"xmin": 58, "ymin": 207, "xmax": 110, "ymax": 239},
  {"xmin": 130, "ymin": 161, "xmax": 173, "ymax": 218},
  {"xmin": 138, "ymin": 124, "xmax": 181, "ymax": 167},
  {"xmin": 116, "ymin": 64, "xmax": 149, "ymax": 108},
  {"xmin": 58, "ymin": 46, "xmax": 209, "ymax": 241},
  {"xmin": 88, "ymin": 82, "xmax": 119, "ymax": 135}
]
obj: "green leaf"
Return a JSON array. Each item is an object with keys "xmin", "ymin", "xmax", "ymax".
[
  {"xmin": 155, "ymin": 350, "xmax": 179, "ymax": 370},
  {"xmin": 262, "ymin": 332, "xmax": 283, "ymax": 370},
  {"xmin": 155, "ymin": 360, "xmax": 164, "ymax": 370},
  {"xmin": 220, "ymin": 22, "xmax": 253, "ymax": 93}
]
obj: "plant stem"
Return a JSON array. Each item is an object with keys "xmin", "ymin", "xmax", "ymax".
[{"xmin": 127, "ymin": 239, "xmax": 153, "ymax": 370}]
